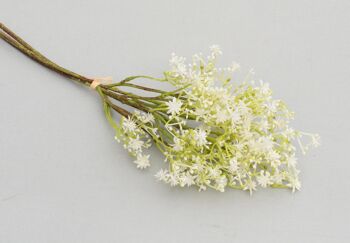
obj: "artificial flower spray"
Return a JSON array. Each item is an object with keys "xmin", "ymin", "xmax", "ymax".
[{"xmin": 0, "ymin": 23, "xmax": 319, "ymax": 194}]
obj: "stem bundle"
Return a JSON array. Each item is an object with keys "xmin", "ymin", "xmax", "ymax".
[{"xmin": 0, "ymin": 23, "xmax": 171, "ymax": 120}]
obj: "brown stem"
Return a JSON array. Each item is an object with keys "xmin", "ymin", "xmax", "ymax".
[
  {"xmin": 0, "ymin": 23, "xmax": 51, "ymax": 62},
  {"xmin": 103, "ymin": 89, "xmax": 151, "ymax": 113},
  {"xmin": 110, "ymin": 87, "xmax": 165, "ymax": 101},
  {"xmin": 106, "ymin": 99, "xmax": 131, "ymax": 118},
  {"xmin": 0, "ymin": 23, "xmax": 92, "ymax": 85}
]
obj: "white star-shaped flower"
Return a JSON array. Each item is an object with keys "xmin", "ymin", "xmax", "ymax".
[
  {"xmin": 194, "ymin": 108, "xmax": 207, "ymax": 119},
  {"xmin": 169, "ymin": 53, "xmax": 187, "ymax": 76},
  {"xmin": 134, "ymin": 154, "xmax": 150, "ymax": 169},
  {"xmin": 209, "ymin": 45, "xmax": 222, "ymax": 56},
  {"xmin": 265, "ymin": 100, "xmax": 279, "ymax": 113},
  {"xmin": 141, "ymin": 113, "xmax": 155, "ymax": 124},
  {"xmin": 155, "ymin": 169, "xmax": 169, "ymax": 181},
  {"xmin": 128, "ymin": 137, "xmax": 144, "ymax": 152},
  {"xmin": 122, "ymin": 117, "xmax": 137, "ymax": 133},
  {"xmin": 169, "ymin": 174, "xmax": 179, "ymax": 186},
  {"xmin": 287, "ymin": 177, "xmax": 301, "ymax": 192},
  {"xmin": 259, "ymin": 80, "xmax": 271, "ymax": 95},
  {"xmin": 243, "ymin": 180, "xmax": 257, "ymax": 196},
  {"xmin": 215, "ymin": 176, "xmax": 228, "ymax": 192},
  {"xmin": 208, "ymin": 167, "xmax": 221, "ymax": 178},
  {"xmin": 181, "ymin": 173, "xmax": 195, "ymax": 187},
  {"xmin": 228, "ymin": 158, "xmax": 239, "ymax": 173},
  {"xmin": 229, "ymin": 62, "xmax": 240, "ymax": 72},
  {"xmin": 166, "ymin": 97, "xmax": 183, "ymax": 115},
  {"xmin": 194, "ymin": 129, "xmax": 208, "ymax": 147},
  {"xmin": 257, "ymin": 171, "xmax": 272, "ymax": 188}
]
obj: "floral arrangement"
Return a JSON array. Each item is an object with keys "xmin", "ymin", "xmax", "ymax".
[{"xmin": 0, "ymin": 23, "xmax": 319, "ymax": 194}]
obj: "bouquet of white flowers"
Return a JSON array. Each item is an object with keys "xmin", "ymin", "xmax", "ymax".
[{"xmin": 0, "ymin": 23, "xmax": 319, "ymax": 194}]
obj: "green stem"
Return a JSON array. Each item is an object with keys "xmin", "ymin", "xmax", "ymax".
[
  {"xmin": 120, "ymin": 83, "xmax": 166, "ymax": 93},
  {"xmin": 109, "ymin": 87, "xmax": 165, "ymax": 104},
  {"xmin": 107, "ymin": 75, "xmax": 166, "ymax": 86}
]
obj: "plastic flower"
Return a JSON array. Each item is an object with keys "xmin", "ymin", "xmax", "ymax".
[
  {"xmin": 193, "ymin": 129, "xmax": 208, "ymax": 147},
  {"xmin": 122, "ymin": 117, "xmax": 137, "ymax": 133},
  {"xmin": 166, "ymin": 97, "xmax": 183, "ymax": 115},
  {"xmin": 134, "ymin": 154, "xmax": 151, "ymax": 169},
  {"xmin": 257, "ymin": 171, "xmax": 272, "ymax": 188},
  {"xmin": 155, "ymin": 169, "xmax": 169, "ymax": 182},
  {"xmin": 0, "ymin": 23, "xmax": 320, "ymax": 195}
]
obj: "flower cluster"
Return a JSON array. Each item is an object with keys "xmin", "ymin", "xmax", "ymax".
[
  {"xmin": 113, "ymin": 45, "xmax": 319, "ymax": 194},
  {"xmin": 117, "ymin": 112, "xmax": 157, "ymax": 169}
]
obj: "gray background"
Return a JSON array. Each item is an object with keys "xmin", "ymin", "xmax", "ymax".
[{"xmin": 1, "ymin": 0, "xmax": 349, "ymax": 242}]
